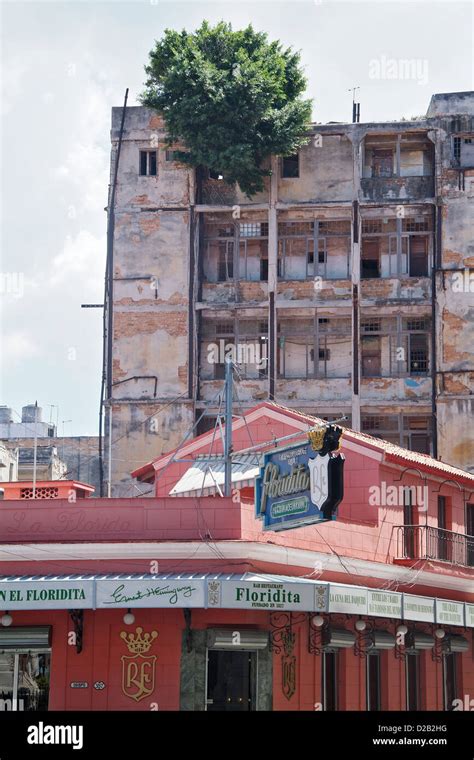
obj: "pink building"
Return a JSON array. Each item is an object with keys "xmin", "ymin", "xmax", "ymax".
[{"xmin": 0, "ymin": 403, "xmax": 472, "ymax": 711}]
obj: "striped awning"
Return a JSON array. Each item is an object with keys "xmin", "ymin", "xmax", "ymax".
[{"xmin": 169, "ymin": 454, "xmax": 262, "ymax": 496}]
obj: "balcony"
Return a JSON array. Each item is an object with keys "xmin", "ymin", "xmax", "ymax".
[{"xmin": 395, "ymin": 525, "xmax": 474, "ymax": 567}]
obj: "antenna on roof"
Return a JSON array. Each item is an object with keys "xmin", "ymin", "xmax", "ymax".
[{"xmin": 349, "ymin": 87, "xmax": 360, "ymax": 123}]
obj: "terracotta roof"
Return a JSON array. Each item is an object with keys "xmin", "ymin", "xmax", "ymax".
[{"xmin": 132, "ymin": 400, "xmax": 474, "ymax": 487}]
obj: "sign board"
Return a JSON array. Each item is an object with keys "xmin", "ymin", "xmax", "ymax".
[
  {"xmin": 255, "ymin": 431, "xmax": 344, "ymax": 532},
  {"xmin": 0, "ymin": 580, "xmax": 93, "ymax": 610},
  {"xmin": 207, "ymin": 578, "xmax": 315, "ymax": 611},
  {"xmin": 328, "ymin": 585, "xmax": 368, "ymax": 615},
  {"xmin": 436, "ymin": 599, "xmax": 465, "ymax": 626},
  {"xmin": 96, "ymin": 579, "xmax": 205, "ymax": 608},
  {"xmin": 368, "ymin": 590, "xmax": 402, "ymax": 618},
  {"xmin": 465, "ymin": 604, "xmax": 474, "ymax": 628},
  {"xmin": 403, "ymin": 595, "xmax": 435, "ymax": 623}
]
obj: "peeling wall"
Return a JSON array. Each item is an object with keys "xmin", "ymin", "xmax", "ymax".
[{"xmin": 107, "ymin": 97, "xmax": 474, "ymax": 493}]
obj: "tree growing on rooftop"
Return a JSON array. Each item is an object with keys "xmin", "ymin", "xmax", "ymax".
[{"xmin": 140, "ymin": 21, "xmax": 312, "ymax": 196}]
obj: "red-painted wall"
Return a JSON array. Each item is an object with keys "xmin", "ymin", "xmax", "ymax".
[{"xmin": 9, "ymin": 609, "xmax": 474, "ymax": 711}]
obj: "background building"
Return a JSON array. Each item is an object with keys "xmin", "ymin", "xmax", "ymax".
[
  {"xmin": 0, "ymin": 405, "xmax": 100, "ymax": 494},
  {"xmin": 105, "ymin": 91, "xmax": 474, "ymax": 495}
]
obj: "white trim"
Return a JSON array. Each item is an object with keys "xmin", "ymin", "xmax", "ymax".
[{"xmin": 1, "ymin": 541, "xmax": 472, "ymax": 595}]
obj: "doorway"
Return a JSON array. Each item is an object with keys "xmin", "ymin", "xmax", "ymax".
[{"xmin": 206, "ymin": 650, "xmax": 257, "ymax": 711}]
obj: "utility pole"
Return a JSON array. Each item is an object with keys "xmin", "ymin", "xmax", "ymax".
[{"xmin": 224, "ymin": 357, "xmax": 233, "ymax": 496}]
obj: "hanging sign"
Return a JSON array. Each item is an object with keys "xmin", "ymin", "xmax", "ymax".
[{"xmin": 255, "ymin": 426, "xmax": 345, "ymax": 531}]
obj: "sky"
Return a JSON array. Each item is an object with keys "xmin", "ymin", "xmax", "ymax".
[{"xmin": 1, "ymin": 0, "xmax": 473, "ymax": 436}]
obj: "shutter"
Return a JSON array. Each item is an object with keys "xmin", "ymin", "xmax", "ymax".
[{"xmin": 0, "ymin": 626, "xmax": 51, "ymax": 652}]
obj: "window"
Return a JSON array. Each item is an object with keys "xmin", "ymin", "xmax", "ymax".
[
  {"xmin": 406, "ymin": 653, "xmax": 420, "ymax": 711},
  {"xmin": 277, "ymin": 318, "xmax": 351, "ymax": 380},
  {"xmin": 438, "ymin": 496, "xmax": 449, "ymax": 561},
  {"xmin": 165, "ymin": 149, "xmax": 178, "ymax": 162},
  {"xmin": 195, "ymin": 415, "xmax": 218, "ymax": 436},
  {"xmin": 282, "ymin": 153, "xmax": 299, "ymax": 178},
  {"xmin": 403, "ymin": 487, "xmax": 416, "ymax": 558},
  {"xmin": 139, "ymin": 150, "xmax": 157, "ymax": 176},
  {"xmin": 467, "ymin": 504, "xmax": 474, "ymax": 567},
  {"xmin": 366, "ymin": 653, "xmax": 381, "ymax": 711},
  {"xmin": 361, "ymin": 337, "xmax": 381, "ymax": 377},
  {"xmin": 217, "ymin": 244, "xmax": 234, "ymax": 282},
  {"xmin": 0, "ymin": 651, "xmax": 51, "ymax": 711},
  {"xmin": 209, "ymin": 169, "xmax": 224, "ymax": 180},
  {"xmin": 361, "ymin": 241, "xmax": 380, "ymax": 279},
  {"xmin": 259, "ymin": 257, "xmax": 268, "ymax": 281},
  {"xmin": 322, "ymin": 652, "xmax": 338, "ymax": 711},
  {"xmin": 409, "ymin": 237, "xmax": 429, "ymax": 277},
  {"xmin": 409, "ymin": 334, "xmax": 428, "ymax": 375},
  {"xmin": 372, "ymin": 149, "xmax": 393, "ymax": 178},
  {"xmin": 361, "ymin": 319, "xmax": 381, "ymax": 333},
  {"xmin": 239, "ymin": 223, "xmax": 268, "ymax": 238},
  {"xmin": 453, "ymin": 137, "xmax": 461, "ymax": 162},
  {"xmin": 443, "ymin": 653, "xmax": 458, "ymax": 710}
]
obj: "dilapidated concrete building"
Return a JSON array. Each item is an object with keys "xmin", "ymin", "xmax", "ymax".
[{"xmin": 105, "ymin": 91, "xmax": 474, "ymax": 495}]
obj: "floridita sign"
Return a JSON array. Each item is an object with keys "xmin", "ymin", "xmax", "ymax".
[
  {"xmin": 255, "ymin": 426, "xmax": 345, "ymax": 531},
  {"xmin": 0, "ymin": 577, "xmax": 471, "ymax": 626},
  {"xmin": 0, "ymin": 580, "xmax": 93, "ymax": 610}
]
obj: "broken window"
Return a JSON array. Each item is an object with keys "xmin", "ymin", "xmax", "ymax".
[
  {"xmin": 364, "ymin": 134, "xmax": 433, "ymax": 179},
  {"xmin": 139, "ymin": 150, "xmax": 157, "ymax": 176},
  {"xmin": 217, "ymin": 242, "xmax": 234, "ymax": 281},
  {"xmin": 361, "ymin": 414, "xmax": 431, "ymax": 453},
  {"xmin": 200, "ymin": 319, "xmax": 268, "ymax": 381},
  {"xmin": 361, "ymin": 215, "xmax": 431, "ymax": 277},
  {"xmin": 361, "ymin": 337, "xmax": 381, "ymax": 377},
  {"xmin": 165, "ymin": 149, "xmax": 178, "ymax": 162},
  {"xmin": 277, "ymin": 318, "xmax": 351, "ymax": 379},
  {"xmin": 282, "ymin": 153, "xmax": 299, "ymax": 178},
  {"xmin": 203, "ymin": 217, "xmax": 269, "ymax": 283},
  {"xmin": 278, "ymin": 220, "xmax": 350, "ymax": 280},
  {"xmin": 372, "ymin": 149, "xmax": 394, "ymax": 178},
  {"xmin": 453, "ymin": 135, "xmax": 474, "ymax": 167},
  {"xmin": 361, "ymin": 240, "xmax": 380, "ymax": 278},
  {"xmin": 239, "ymin": 223, "xmax": 269, "ymax": 281}
]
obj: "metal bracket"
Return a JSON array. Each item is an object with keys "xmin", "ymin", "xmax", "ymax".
[
  {"xmin": 183, "ymin": 608, "xmax": 192, "ymax": 653},
  {"xmin": 68, "ymin": 609, "xmax": 84, "ymax": 654}
]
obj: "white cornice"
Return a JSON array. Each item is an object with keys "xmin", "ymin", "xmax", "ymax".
[{"xmin": 0, "ymin": 541, "xmax": 472, "ymax": 596}]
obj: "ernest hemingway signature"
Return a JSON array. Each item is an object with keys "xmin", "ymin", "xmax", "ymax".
[{"xmin": 103, "ymin": 584, "xmax": 197, "ymax": 606}]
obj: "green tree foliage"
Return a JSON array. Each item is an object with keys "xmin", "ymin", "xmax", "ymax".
[{"xmin": 141, "ymin": 21, "xmax": 312, "ymax": 196}]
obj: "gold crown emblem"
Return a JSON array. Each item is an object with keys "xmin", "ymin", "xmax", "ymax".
[
  {"xmin": 120, "ymin": 626, "xmax": 158, "ymax": 654},
  {"xmin": 308, "ymin": 426, "xmax": 325, "ymax": 451}
]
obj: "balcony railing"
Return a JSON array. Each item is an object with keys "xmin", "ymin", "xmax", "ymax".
[{"xmin": 395, "ymin": 525, "xmax": 474, "ymax": 567}]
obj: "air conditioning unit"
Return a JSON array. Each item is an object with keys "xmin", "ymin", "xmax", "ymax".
[
  {"xmin": 322, "ymin": 628, "xmax": 356, "ymax": 649},
  {"xmin": 444, "ymin": 635, "xmax": 469, "ymax": 653},
  {"xmin": 405, "ymin": 632, "xmax": 434, "ymax": 651},
  {"xmin": 207, "ymin": 629, "xmax": 268, "ymax": 650},
  {"xmin": 0, "ymin": 626, "xmax": 51, "ymax": 653},
  {"xmin": 368, "ymin": 631, "xmax": 396, "ymax": 650}
]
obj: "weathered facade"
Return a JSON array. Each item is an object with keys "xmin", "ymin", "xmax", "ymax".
[{"xmin": 106, "ymin": 91, "xmax": 474, "ymax": 495}]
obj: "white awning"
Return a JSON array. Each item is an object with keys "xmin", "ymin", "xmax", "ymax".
[{"xmin": 169, "ymin": 454, "xmax": 262, "ymax": 496}]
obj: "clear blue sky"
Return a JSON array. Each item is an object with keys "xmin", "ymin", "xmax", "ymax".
[{"xmin": 1, "ymin": 0, "xmax": 472, "ymax": 435}]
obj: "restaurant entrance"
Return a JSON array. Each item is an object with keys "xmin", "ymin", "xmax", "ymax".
[{"xmin": 206, "ymin": 650, "xmax": 257, "ymax": 711}]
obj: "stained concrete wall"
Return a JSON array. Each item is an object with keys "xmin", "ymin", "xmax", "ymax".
[{"xmin": 107, "ymin": 94, "xmax": 474, "ymax": 493}]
